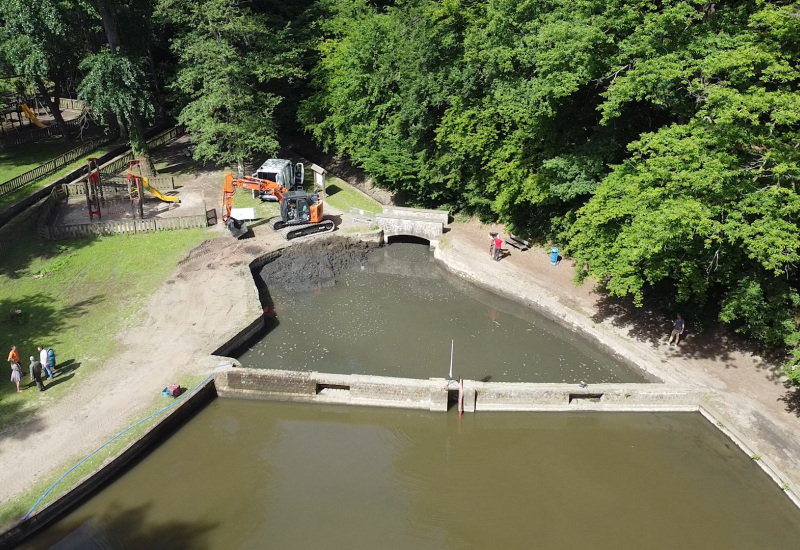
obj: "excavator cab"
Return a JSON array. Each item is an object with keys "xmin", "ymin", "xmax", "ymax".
[{"xmin": 281, "ymin": 191, "xmax": 318, "ymax": 224}]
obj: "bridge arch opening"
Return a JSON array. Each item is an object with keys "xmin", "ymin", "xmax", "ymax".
[{"xmin": 386, "ymin": 235, "xmax": 430, "ymax": 246}]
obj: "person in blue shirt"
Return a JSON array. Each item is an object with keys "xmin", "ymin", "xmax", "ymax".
[{"xmin": 668, "ymin": 314, "xmax": 685, "ymax": 346}]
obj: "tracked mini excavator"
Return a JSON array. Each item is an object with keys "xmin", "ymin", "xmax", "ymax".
[{"xmin": 222, "ymin": 159, "xmax": 335, "ymax": 240}]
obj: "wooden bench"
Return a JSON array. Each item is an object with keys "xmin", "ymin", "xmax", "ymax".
[{"xmin": 505, "ymin": 234, "xmax": 530, "ymax": 251}]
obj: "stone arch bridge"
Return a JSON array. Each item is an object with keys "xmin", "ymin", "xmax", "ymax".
[{"xmin": 375, "ymin": 206, "xmax": 449, "ymax": 247}]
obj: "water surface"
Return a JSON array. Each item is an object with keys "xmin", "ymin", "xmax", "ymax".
[
  {"xmin": 28, "ymin": 400, "xmax": 800, "ymax": 549},
  {"xmin": 240, "ymin": 244, "xmax": 641, "ymax": 383}
]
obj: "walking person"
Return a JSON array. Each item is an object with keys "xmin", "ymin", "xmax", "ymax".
[
  {"xmin": 668, "ymin": 314, "xmax": 685, "ymax": 346},
  {"xmin": 28, "ymin": 356, "xmax": 45, "ymax": 392},
  {"xmin": 8, "ymin": 346, "xmax": 22, "ymax": 393},
  {"xmin": 38, "ymin": 345, "xmax": 53, "ymax": 379}
]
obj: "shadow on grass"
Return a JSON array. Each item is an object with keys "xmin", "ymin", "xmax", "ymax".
[
  {"xmin": 0, "ymin": 295, "xmax": 104, "ymax": 357},
  {"xmin": 19, "ymin": 502, "xmax": 217, "ymax": 549},
  {"xmin": 43, "ymin": 373, "xmax": 75, "ymax": 390},
  {"xmin": 0, "ymin": 232, "xmax": 101, "ymax": 281},
  {"xmin": 52, "ymin": 359, "xmax": 80, "ymax": 377}
]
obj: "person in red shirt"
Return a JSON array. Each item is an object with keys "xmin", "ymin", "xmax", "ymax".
[
  {"xmin": 8, "ymin": 345, "xmax": 22, "ymax": 393},
  {"xmin": 489, "ymin": 233, "xmax": 503, "ymax": 261},
  {"xmin": 7, "ymin": 345, "xmax": 19, "ymax": 366}
]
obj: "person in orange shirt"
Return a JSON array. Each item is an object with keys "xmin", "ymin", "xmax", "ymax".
[{"xmin": 8, "ymin": 345, "xmax": 22, "ymax": 393}]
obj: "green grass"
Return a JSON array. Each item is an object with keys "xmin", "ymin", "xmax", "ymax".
[
  {"xmin": 0, "ymin": 228, "xmax": 214, "ymax": 431},
  {"xmin": 0, "ymin": 139, "xmax": 79, "ymax": 182},
  {"xmin": 0, "ymin": 374, "xmax": 211, "ymax": 529},
  {"xmin": 0, "ymin": 139, "xmax": 123, "ymax": 211},
  {"xmin": 323, "ymin": 176, "xmax": 383, "ymax": 214},
  {"xmin": 231, "ymin": 188, "xmax": 281, "ymax": 220}
]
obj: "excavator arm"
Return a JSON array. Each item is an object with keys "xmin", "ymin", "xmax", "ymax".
[{"xmin": 222, "ymin": 172, "xmax": 286, "ymax": 222}]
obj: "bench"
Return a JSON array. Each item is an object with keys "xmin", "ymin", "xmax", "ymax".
[{"xmin": 505, "ymin": 233, "xmax": 530, "ymax": 251}]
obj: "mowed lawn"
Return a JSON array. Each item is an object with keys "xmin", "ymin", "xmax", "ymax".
[
  {"xmin": 0, "ymin": 138, "xmax": 123, "ymax": 211},
  {"xmin": 0, "ymin": 139, "xmax": 79, "ymax": 182},
  {"xmin": 0, "ymin": 228, "xmax": 213, "ymax": 430}
]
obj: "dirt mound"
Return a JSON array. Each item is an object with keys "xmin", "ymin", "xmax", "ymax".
[{"xmin": 259, "ymin": 236, "xmax": 380, "ymax": 293}]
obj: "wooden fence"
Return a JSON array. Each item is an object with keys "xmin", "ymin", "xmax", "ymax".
[
  {"xmin": 0, "ymin": 117, "xmax": 87, "ymax": 149},
  {"xmin": 100, "ymin": 126, "xmax": 186, "ymax": 176},
  {"xmin": 0, "ymin": 134, "xmax": 114, "ymax": 198},
  {"xmin": 40, "ymin": 213, "xmax": 208, "ymax": 241},
  {"xmin": 61, "ymin": 176, "xmax": 175, "ymax": 198},
  {"xmin": 58, "ymin": 98, "xmax": 86, "ymax": 112}
]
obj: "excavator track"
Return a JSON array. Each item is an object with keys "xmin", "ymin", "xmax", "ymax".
[{"xmin": 273, "ymin": 219, "xmax": 335, "ymax": 240}]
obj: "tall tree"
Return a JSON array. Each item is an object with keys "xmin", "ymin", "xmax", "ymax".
[
  {"xmin": 157, "ymin": 0, "xmax": 303, "ymax": 170},
  {"xmin": 78, "ymin": 0, "xmax": 159, "ymax": 167},
  {"xmin": 0, "ymin": 0, "xmax": 84, "ymax": 136}
]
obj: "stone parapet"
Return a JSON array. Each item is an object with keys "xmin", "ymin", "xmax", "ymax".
[{"xmin": 214, "ymin": 367, "xmax": 700, "ymax": 413}]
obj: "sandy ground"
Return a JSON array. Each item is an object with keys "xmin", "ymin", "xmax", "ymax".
[{"xmin": 1, "ymin": 149, "xmax": 800, "ymax": 516}]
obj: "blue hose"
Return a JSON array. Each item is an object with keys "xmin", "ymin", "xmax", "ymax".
[{"xmin": 23, "ymin": 368, "xmax": 223, "ymax": 520}]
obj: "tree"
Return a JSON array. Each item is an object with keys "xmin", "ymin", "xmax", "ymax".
[
  {"xmin": 158, "ymin": 0, "xmax": 303, "ymax": 170},
  {"xmin": 0, "ymin": 0, "xmax": 85, "ymax": 136},
  {"xmin": 568, "ymin": 1, "xmax": 800, "ymax": 374}
]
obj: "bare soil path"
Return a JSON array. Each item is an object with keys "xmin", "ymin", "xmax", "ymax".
[{"xmin": 1, "ymin": 183, "xmax": 799, "ymax": 516}]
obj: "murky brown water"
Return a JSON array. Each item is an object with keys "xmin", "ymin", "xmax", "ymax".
[
  {"xmin": 239, "ymin": 244, "xmax": 642, "ymax": 383},
  {"xmin": 28, "ymin": 399, "xmax": 800, "ymax": 549}
]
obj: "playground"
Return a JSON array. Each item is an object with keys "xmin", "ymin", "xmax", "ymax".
[
  {"xmin": 41, "ymin": 135, "xmax": 222, "ymax": 237},
  {"xmin": 0, "ymin": 95, "xmax": 85, "ymax": 136}
]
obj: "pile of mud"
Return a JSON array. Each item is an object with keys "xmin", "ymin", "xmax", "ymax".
[{"xmin": 259, "ymin": 236, "xmax": 381, "ymax": 293}]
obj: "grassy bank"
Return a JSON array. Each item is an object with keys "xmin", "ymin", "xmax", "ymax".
[
  {"xmin": 0, "ymin": 139, "xmax": 123, "ymax": 211},
  {"xmin": 0, "ymin": 228, "xmax": 213, "ymax": 430},
  {"xmin": 324, "ymin": 176, "xmax": 383, "ymax": 214}
]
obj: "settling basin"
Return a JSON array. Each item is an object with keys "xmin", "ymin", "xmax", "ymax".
[
  {"xmin": 26, "ymin": 399, "xmax": 800, "ymax": 549},
  {"xmin": 239, "ymin": 243, "xmax": 643, "ymax": 383}
]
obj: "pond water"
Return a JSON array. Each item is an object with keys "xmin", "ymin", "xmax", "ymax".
[
  {"xmin": 28, "ymin": 399, "xmax": 800, "ymax": 549},
  {"xmin": 238, "ymin": 243, "xmax": 643, "ymax": 383}
]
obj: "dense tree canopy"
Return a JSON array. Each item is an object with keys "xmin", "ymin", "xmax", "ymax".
[
  {"xmin": 301, "ymin": 0, "xmax": 800, "ymax": 381},
  {"xmin": 2, "ymin": 0, "xmax": 800, "ymax": 380}
]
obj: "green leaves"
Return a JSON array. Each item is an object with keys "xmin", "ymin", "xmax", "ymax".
[
  {"xmin": 78, "ymin": 50, "xmax": 154, "ymax": 152},
  {"xmin": 161, "ymin": 0, "xmax": 303, "ymax": 166},
  {"xmin": 301, "ymin": 0, "xmax": 800, "ymax": 374}
]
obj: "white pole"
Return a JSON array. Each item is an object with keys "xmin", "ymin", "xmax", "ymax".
[{"xmin": 449, "ymin": 339, "xmax": 454, "ymax": 379}]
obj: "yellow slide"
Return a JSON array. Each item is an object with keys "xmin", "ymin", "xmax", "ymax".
[
  {"xmin": 20, "ymin": 104, "xmax": 46, "ymax": 128},
  {"xmin": 142, "ymin": 177, "xmax": 180, "ymax": 203}
]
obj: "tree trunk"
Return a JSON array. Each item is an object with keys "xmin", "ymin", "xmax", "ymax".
[
  {"xmin": 130, "ymin": 120, "xmax": 155, "ymax": 176},
  {"xmin": 147, "ymin": 45, "xmax": 165, "ymax": 121},
  {"xmin": 34, "ymin": 78, "xmax": 71, "ymax": 138},
  {"xmin": 95, "ymin": 1, "xmax": 121, "ymax": 53}
]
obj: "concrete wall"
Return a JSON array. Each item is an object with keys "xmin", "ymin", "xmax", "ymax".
[{"xmin": 213, "ymin": 367, "xmax": 700, "ymax": 413}]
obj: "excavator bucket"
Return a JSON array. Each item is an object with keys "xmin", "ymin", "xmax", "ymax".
[{"xmin": 227, "ymin": 217, "xmax": 248, "ymax": 239}]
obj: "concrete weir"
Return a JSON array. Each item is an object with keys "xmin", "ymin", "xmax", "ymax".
[{"xmin": 214, "ymin": 366, "xmax": 699, "ymax": 413}]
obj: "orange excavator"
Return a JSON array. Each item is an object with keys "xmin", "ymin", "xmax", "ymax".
[{"xmin": 222, "ymin": 162, "xmax": 335, "ymax": 240}]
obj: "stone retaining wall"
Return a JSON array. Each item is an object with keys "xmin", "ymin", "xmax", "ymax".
[{"xmin": 213, "ymin": 366, "xmax": 699, "ymax": 413}]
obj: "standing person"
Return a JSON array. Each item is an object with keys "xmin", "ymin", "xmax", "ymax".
[
  {"xmin": 38, "ymin": 345, "xmax": 53, "ymax": 379},
  {"xmin": 8, "ymin": 345, "xmax": 19, "ymax": 368},
  {"xmin": 28, "ymin": 356, "xmax": 45, "ymax": 392},
  {"xmin": 8, "ymin": 346, "xmax": 22, "ymax": 393},
  {"xmin": 489, "ymin": 232, "xmax": 503, "ymax": 261},
  {"xmin": 668, "ymin": 314, "xmax": 685, "ymax": 346}
]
